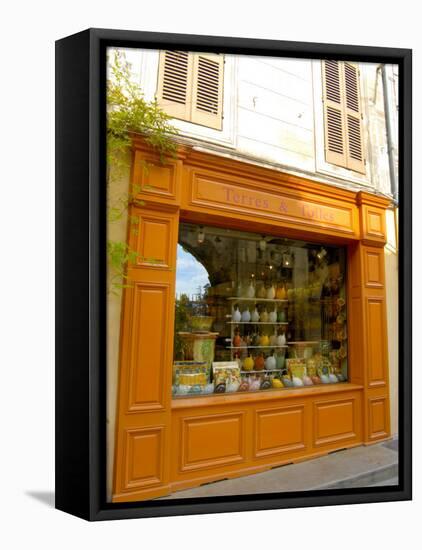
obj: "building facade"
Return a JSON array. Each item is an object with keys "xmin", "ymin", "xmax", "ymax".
[{"xmin": 107, "ymin": 48, "xmax": 399, "ymax": 502}]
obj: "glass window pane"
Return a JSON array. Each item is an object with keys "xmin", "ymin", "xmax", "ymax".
[{"xmin": 173, "ymin": 222, "xmax": 348, "ymax": 397}]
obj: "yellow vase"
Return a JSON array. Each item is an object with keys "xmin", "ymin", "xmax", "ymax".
[
  {"xmin": 259, "ymin": 334, "xmax": 270, "ymax": 347},
  {"xmin": 243, "ymin": 356, "xmax": 254, "ymax": 371},
  {"xmin": 276, "ymin": 285, "xmax": 286, "ymax": 300}
]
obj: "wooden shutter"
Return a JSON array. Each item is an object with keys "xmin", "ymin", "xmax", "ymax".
[
  {"xmin": 343, "ymin": 62, "xmax": 365, "ymax": 173},
  {"xmin": 322, "ymin": 60, "xmax": 365, "ymax": 174},
  {"xmin": 191, "ymin": 53, "xmax": 224, "ymax": 130},
  {"xmin": 157, "ymin": 50, "xmax": 193, "ymax": 120}
]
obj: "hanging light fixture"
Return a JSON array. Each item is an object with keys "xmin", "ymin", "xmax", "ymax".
[
  {"xmin": 316, "ymin": 247, "xmax": 327, "ymax": 261},
  {"xmin": 282, "ymin": 251, "xmax": 293, "ymax": 268}
]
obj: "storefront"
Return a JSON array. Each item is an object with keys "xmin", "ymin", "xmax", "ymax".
[{"xmin": 111, "ymin": 138, "xmax": 392, "ymax": 503}]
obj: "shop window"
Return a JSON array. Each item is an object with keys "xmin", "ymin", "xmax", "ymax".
[
  {"xmin": 173, "ymin": 223, "xmax": 348, "ymax": 398},
  {"xmin": 156, "ymin": 50, "xmax": 224, "ymax": 130},
  {"xmin": 322, "ymin": 60, "xmax": 366, "ymax": 174}
]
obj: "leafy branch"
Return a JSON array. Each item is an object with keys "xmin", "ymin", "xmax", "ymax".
[{"xmin": 107, "ymin": 50, "xmax": 179, "ymax": 293}]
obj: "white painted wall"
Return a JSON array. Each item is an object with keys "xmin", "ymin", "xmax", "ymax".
[{"xmin": 110, "ymin": 48, "xmax": 398, "ymax": 199}]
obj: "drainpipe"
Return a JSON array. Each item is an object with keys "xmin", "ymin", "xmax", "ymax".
[{"xmin": 381, "ymin": 64, "xmax": 398, "ymax": 203}]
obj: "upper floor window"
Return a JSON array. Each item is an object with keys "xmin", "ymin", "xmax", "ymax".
[
  {"xmin": 156, "ymin": 50, "xmax": 224, "ymax": 130},
  {"xmin": 322, "ymin": 60, "xmax": 365, "ymax": 174}
]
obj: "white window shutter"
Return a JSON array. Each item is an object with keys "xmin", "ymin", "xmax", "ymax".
[
  {"xmin": 322, "ymin": 60, "xmax": 348, "ymax": 168},
  {"xmin": 190, "ymin": 53, "xmax": 224, "ymax": 130},
  {"xmin": 343, "ymin": 62, "xmax": 366, "ymax": 173},
  {"xmin": 156, "ymin": 50, "xmax": 193, "ymax": 120}
]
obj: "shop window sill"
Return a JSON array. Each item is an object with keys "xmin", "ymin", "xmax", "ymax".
[{"xmin": 171, "ymin": 382, "xmax": 364, "ymax": 409}]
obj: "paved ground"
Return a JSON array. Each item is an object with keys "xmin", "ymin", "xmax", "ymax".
[{"xmin": 161, "ymin": 439, "xmax": 398, "ymax": 499}]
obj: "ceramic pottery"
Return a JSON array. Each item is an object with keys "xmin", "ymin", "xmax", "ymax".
[
  {"xmin": 311, "ymin": 375, "xmax": 321, "ymax": 385},
  {"xmin": 292, "ymin": 376, "xmax": 304, "ymax": 387},
  {"xmin": 266, "ymin": 285, "xmax": 276, "ymax": 300},
  {"xmin": 241, "ymin": 308, "xmax": 251, "ymax": 322},
  {"xmin": 258, "ymin": 285, "xmax": 266, "ymax": 298},
  {"xmin": 243, "ymin": 355, "xmax": 254, "ymax": 371},
  {"xmin": 232, "ymin": 306, "xmax": 242, "ymax": 322},
  {"xmin": 277, "ymin": 309, "xmax": 286, "ymax": 322},
  {"xmin": 249, "ymin": 377, "xmax": 261, "ymax": 391},
  {"xmin": 246, "ymin": 282, "xmax": 255, "ymax": 298},
  {"xmin": 272, "ymin": 378, "xmax": 284, "ymax": 388},
  {"xmin": 282, "ymin": 376, "xmax": 293, "ymax": 387},
  {"xmin": 320, "ymin": 374, "xmax": 330, "ymax": 384},
  {"xmin": 254, "ymin": 355, "xmax": 265, "ymax": 370},
  {"xmin": 276, "ymin": 333, "xmax": 286, "ymax": 346},
  {"xmin": 269, "ymin": 333, "xmax": 278, "ymax": 346},
  {"xmin": 276, "ymin": 285, "xmax": 286, "ymax": 300},
  {"xmin": 251, "ymin": 308, "xmax": 260, "ymax": 322},
  {"xmin": 265, "ymin": 354, "xmax": 276, "ymax": 370},
  {"xmin": 260, "ymin": 309, "xmax": 269, "ymax": 322},
  {"xmin": 227, "ymin": 380, "xmax": 240, "ymax": 392},
  {"xmin": 269, "ymin": 309, "xmax": 277, "ymax": 323},
  {"xmin": 238, "ymin": 380, "xmax": 249, "ymax": 391},
  {"xmin": 275, "ymin": 353, "xmax": 285, "ymax": 370},
  {"xmin": 233, "ymin": 332, "xmax": 242, "ymax": 347},
  {"xmin": 252, "ymin": 333, "xmax": 261, "ymax": 346},
  {"xmin": 259, "ymin": 334, "xmax": 270, "ymax": 347},
  {"xmin": 214, "ymin": 383, "xmax": 226, "ymax": 393},
  {"xmin": 260, "ymin": 379, "xmax": 272, "ymax": 390},
  {"xmin": 328, "ymin": 373, "xmax": 339, "ymax": 383},
  {"xmin": 303, "ymin": 375, "xmax": 313, "ymax": 386}
]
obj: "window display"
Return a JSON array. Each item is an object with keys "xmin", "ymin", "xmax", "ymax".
[{"xmin": 173, "ymin": 222, "xmax": 348, "ymax": 397}]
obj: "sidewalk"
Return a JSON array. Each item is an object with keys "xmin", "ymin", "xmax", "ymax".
[{"xmin": 161, "ymin": 439, "xmax": 398, "ymax": 499}]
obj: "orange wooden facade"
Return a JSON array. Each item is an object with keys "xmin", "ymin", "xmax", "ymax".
[{"xmin": 112, "ymin": 139, "xmax": 392, "ymax": 503}]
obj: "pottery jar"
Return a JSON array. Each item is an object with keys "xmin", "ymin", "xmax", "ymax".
[
  {"xmin": 269, "ymin": 308, "xmax": 277, "ymax": 323},
  {"xmin": 266, "ymin": 284, "xmax": 276, "ymax": 300},
  {"xmin": 241, "ymin": 308, "xmax": 251, "ymax": 322},
  {"xmin": 251, "ymin": 307, "xmax": 260, "ymax": 322},
  {"xmin": 232, "ymin": 306, "xmax": 241, "ymax": 322}
]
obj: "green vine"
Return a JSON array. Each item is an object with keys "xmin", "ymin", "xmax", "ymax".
[{"xmin": 107, "ymin": 50, "xmax": 179, "ymax": 294}]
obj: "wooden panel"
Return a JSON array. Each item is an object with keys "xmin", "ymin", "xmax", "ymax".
[
  {"xmin": 348, "ymin": 296, "xmax": 364, "ymax": 384},
  {"xmin": 368, "ymin": 397, "xmax": 389, "ymax": 440},
  {"xmin": 180, "ymin": 412, "xmax": 245, "ymax": 472},
  {"xmin": 364, "ymin": 249, "xmax": 385, "ymax": 288},
  {"xmin": 134, "ymin": 209, "xmax": 176, "ymax": 270},
  {"xmin": 366, "ymin": 297, "xmax": 387, "ymax": 387},
  {"xmin": 314, "ymin": 397, "xmax": 358, "ymax": 447},
  {"xmin": 132, "ymin": 150, "xmax": 180, "ymax": 204},
  {"xmin": 255, "ymin": 405, "xmax": 306, "ymax": 458},
  {"xmin": 123, "ymin": 427, "xmax": 164, "ymax": 490},
  {"xmin": 189, "ymin": 171, "xmax": 357, "ymax": 237},
  {"xmin": 361, "ymin": 205, "xmax": 386, "ymax": 244},
  {"xmin": 126, "ymin": 282, "xmax": 170, "ymax": 412}
]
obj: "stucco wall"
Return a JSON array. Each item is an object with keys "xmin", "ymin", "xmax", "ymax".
[
  {"xmin": 106, "ymin": 152, "xmax": 131, "ymax": 501},
  {"xmin": 385, "ymin": 207, "xmax": 399, "ymax": 435}
]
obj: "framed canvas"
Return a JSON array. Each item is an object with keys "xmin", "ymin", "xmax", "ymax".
[{"xmin": 55, "ymin": 28, "xmax": 412, "ymax": 521}]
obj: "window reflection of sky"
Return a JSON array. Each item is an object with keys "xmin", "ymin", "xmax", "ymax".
[{"xmin": 175, "ymin": 245, "xmax": 210, "ymax": 298}]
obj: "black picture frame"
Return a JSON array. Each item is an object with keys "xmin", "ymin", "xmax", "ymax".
[{"xmin": 55, "ymin": 28, "xmax": 412, "ymax": 521}]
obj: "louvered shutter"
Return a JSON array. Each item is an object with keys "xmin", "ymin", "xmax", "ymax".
[
  {"xmin": 322, "ymin": 60, "xmax": 365, "ymax": 174},
  {"xmin": 322, "ymin": 60, "xmax": 347, "ymax": 168},
  {"xmin": 191, "ymin": 53, "xmax": 224, "ymax": 130},
  {"xmin": 157, "ymin": 50, "xmax": 193, "ymax": 120},
  {"xmin": 343, "ymin": 62, "xmax": 365, "ymax": 173}
]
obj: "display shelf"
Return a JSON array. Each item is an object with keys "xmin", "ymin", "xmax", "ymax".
[
  {"xmin": 288, "ymin": 341, "xmax": 320, "ymax": 345},
  {"xmin": 240, "ymin": 369, "xmax": 282, "ymax": 374},
  {"xmin": 226, "ymin": 321, "xmax": 289, "ymax": 325},
  {"xmin": 226, "ymin": 345, "xmax": 288, "ymax": 349},
  {"xmin": 227, "ymin": 297, "xmax": 289, "ymax": 303}
]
